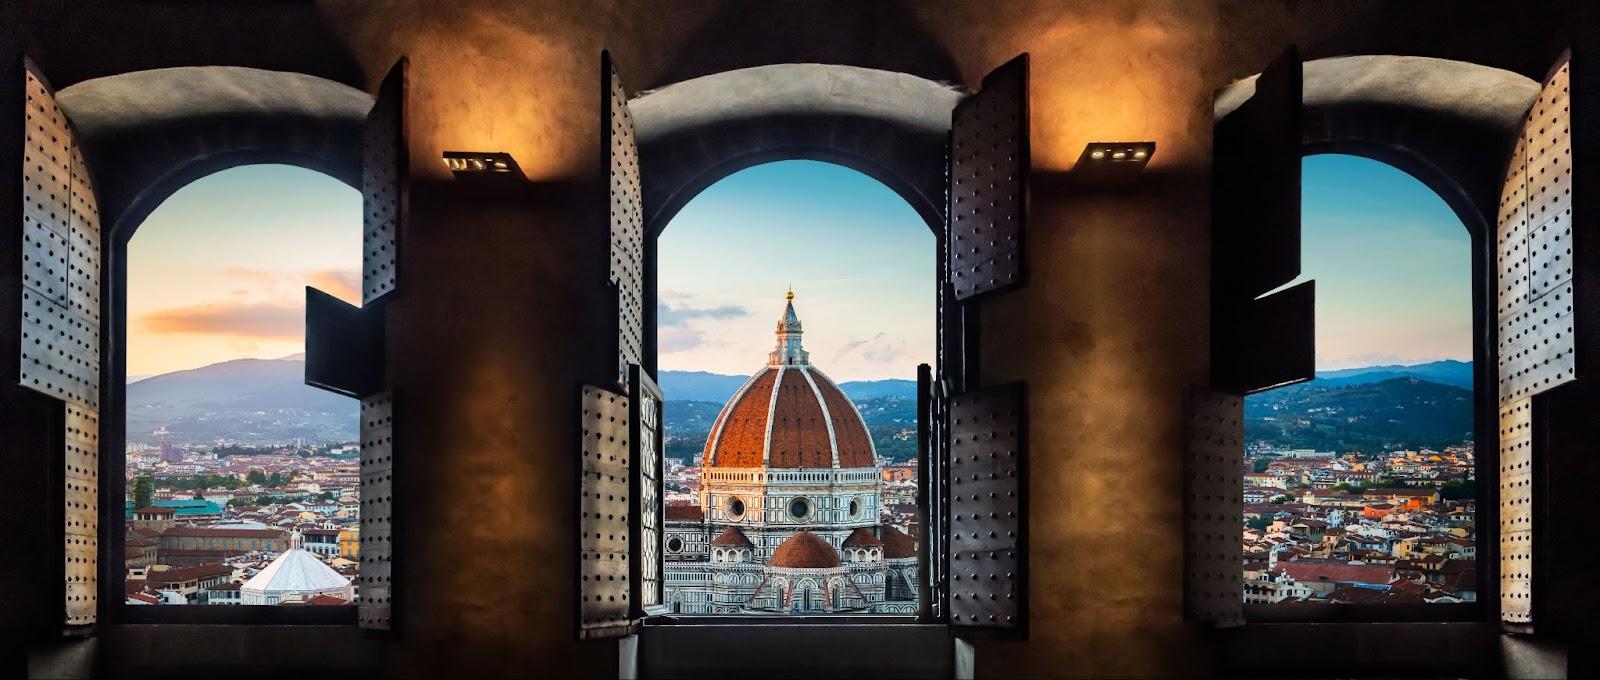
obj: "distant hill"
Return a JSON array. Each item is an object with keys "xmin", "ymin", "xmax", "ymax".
[
  {"xmin": 127, "ymin": 357, "xmax": 357, "ymax": 446},
  {"xmin": 1314, "ymin": 359, "xmax": 1473, "ymax": 389},
  {"xmin": 659, "ymin": 369, "xmax": 916, "ymax": 402},
  {"xmin": 1245, "ymin": 376, "xmax": 1474, "ymax": 451}
]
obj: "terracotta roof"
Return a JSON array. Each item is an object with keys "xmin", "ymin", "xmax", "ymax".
[
  {"xmin": 769, "ymin": 530, "xmax": 841, "ymax": 569},
  {"xmin": 162, "ymin": 526, "xmax": 286, "ymax": 539},
  {"xmin": 147, "ymin": 563, "xmax": 233, "ymax": 585},
  {"xmin": 881, "ymin": 525, "xmax": 917, "ymax": 559},
  {"xmin": 703, "ymin": 369, "xmax": 779, "ymax": 467},
  {"xmin": 132, "ymin": 506, "xmax": 176, "ymax": 515},
  {"xmin": 1273, "ymin": 560, "xmax": 1394, "ymax": 586},
  {"xmin": 769, "ymin": 368, "xmax": 832, "ymax": 468},
  {"xmin": 711, "ymin": 527, "xmax": 754, "ymax": 547},
  {"xmin": 1328, "ymin": 585, "xmax": 1426, "ymax": 604},
  {"xmin": 703, "ymin": 366, "xmax": 875, "ymax": 469},
  {"xmin": 842, "ymin": 528, "xmax": 883, "ymax": 547},
  {"xmin": 664, "ymin": 504, "xmax": 703, "ymax": 521},
  {"xmin": 302, "ymin": 594, "xmax": 349, "ymax": 606}
]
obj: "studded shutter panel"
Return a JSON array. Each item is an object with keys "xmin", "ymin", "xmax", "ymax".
[
  {"xmin": 357, "ymin": 58, "xmax": 405, "ymax": 631},
  {"xmin": 1212, "ymin": 47, "xmax": 1313, "ymax": 394},
  {"xmin": 14, "ymin": 59, "xmax": 101, "ymax": 628},
  {"xmin": 629, "ymin": 365, "xmax": 665, "ymax": 616},
  {"xmin": 1498, "ymin": 58, "xmax": 1574, "ymax": 406},
  {"xmin": 604, "ymin": 52, "xmax": 644, "ymax": 389},
  {"xmin": 359, "ymin": 393, "xmax": 394, "ymax": 629},
  {"xmin": 1183, "ymin": 388, "xmax": 1243, "ymax": 627},
  {"xmin": 947, "ymin": 383, "xmax": 1026, "ymax": 631},
  {"xmin": 363, "ymin": 60, "xmax": 406, "ymax": 305},
  {"xmin": 580, "ymin": 385, "xmax": 633, "ymax": 638},
  {"xmin": 1495, "ymin": 55, "xmax": 1574, "ymax": 628},
  {"xmin": 948, "ymin": 54, "xmax": 1028, "ymax": 302}
]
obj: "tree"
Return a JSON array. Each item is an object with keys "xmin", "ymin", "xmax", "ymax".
[
  {"xmin": 1252, "ymin": 459, "xmax": 1271, "ymax": 473},
  {"xmin": 133, "ymin": 475, "xmax": 155, "ymax": 509},
  {"xmin": 192, "ymin": 488, "xmax": 205, "ymax": 500},
  {"xmin": 1439, "ymin": 478, "xmax": 1476, "ymax": 501},
  {"xmin": 246, "ymin": 469, "xmax": 267, "ymax": 486}
]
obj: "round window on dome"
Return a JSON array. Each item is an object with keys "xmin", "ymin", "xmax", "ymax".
[
  {"xmin": 849, "ymin": 499, "xmax": 860, "ymax": 517},
  {"xmin": 789, "ymin": 497, "xmax": 811, "ymax": 520},
  {"xmin": 727, "ymin": 497, "xmax": 746, "ymax": 518},
  {"xmin": 667, "ymin": 536, "xmax": 684, "ymax": 552}
]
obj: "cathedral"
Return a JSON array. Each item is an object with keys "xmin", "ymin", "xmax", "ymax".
[{"xmin": 664, "ymin": 293, "xmax": 919, "ymax": 614}]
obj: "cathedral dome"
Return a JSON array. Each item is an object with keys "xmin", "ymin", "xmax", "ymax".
[
  {"xmin": 769, "ymin": 530, "xmax": 842, "ymax": 569},
  {"xmin": 701, "ymin": 292, "xmax": 876, "ymax": 469},
  {"xmin": 881, "ymin": 525, "xmax": 917, "ymax": 559}
]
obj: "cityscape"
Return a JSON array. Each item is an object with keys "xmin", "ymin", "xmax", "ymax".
[
  {"xmin": 1240, "ymin": 364, "xmax": 1476, "ymax": 605},
  {"xmin": 122, "ymin": 360, "xmax": 361, "ymax": 606},
  {"xmin": 659, "ymin": 293, "xmax": 922, "ymax": 614}
]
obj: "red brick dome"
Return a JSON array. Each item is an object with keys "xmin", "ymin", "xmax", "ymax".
[
  {"xmin": 701, "ymin": 293, "xmax": 876, "ymax": 469},
  {"xmin": 710, "ymin": 527, "xmax": 754, "ymax": 547},
  {"xmin": 881, "ymin": 525, "xmax": 917, "ymax": 559},
  {"xmin": 769, "ymin": 530, "xmax": 842, "ymax": 569}
]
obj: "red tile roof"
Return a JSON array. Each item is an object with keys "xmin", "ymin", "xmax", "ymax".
[
  {"xmin": 811, "ymin": 371, "xmax": 874, "ymax": 468},
  {"xmin": 146, "ymin": 563, "xmax": 233, "ymax": 585},
  {"xmin": 769, "ymin": 530, "xmax": 841, "ymax": 569},
  {"xmin": 768, "ymin": 368, "xmax": 832, "ymax": 468},
  {"xmin": 703, "ymin": 366, "xmax": 876, "ymax": 470},
  {"xmin": 711, "ymin": 527, "xmax": 754, "ymax": 547},
  {"xmin": 842, "ymin": 528, "xmax": 883, "ymax": 547},
  {"xmin": 303, "ymin": 594, "xmax": 349, "ymax": 606},
  {"xmin": 705, "ymin": 369, "xmax": 779, "ymax": 467},
  {"xmin": 162, "ymin": 526, "xmax": 286, "ymax": 539},
  {"xmin": 1274, "ymin": 560, "xmax": 1394, "ymax": 586},
  {"xmin": 881, "ymin": 525, "xmax": 917, "ymax": 559},
  {"xmin": 664, "ymin": 504, "xmax": 703, "ymax": 521}
]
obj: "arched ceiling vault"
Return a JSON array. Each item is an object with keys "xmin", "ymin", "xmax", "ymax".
[
  {"xmin": 630, "ymin": 63, "xmax": 964, "ymax": 234},
  {"xmin": 55, "ymin": 66, "xmax": 373, "ymax": 240},
  {"xmin": 1216, "ymin": 55, "xmax": 1540, "ymax": 234}
]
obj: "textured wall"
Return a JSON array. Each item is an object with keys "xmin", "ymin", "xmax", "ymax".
[{"xmin": 4, "ymin": 0, "xmax": 1579, "ymax": 677}]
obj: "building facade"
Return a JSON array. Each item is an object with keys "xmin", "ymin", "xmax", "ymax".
[{"xmin": 664, "ymin": 294, "xmax": 918, "ymax": 614}]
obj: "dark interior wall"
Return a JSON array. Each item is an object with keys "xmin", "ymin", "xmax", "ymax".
[{"xmin": 3, "ymin": 0, "xmax": 1580, "ymax": 677}]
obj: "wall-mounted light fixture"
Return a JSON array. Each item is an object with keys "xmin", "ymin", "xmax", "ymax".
[
  {"xmin": 1076, "ymin": 142, "xmax": 1155, "ymax": 178},
  {"xmin": 442, "ymin": 150, "xmax": 523, "ymax": 179}
]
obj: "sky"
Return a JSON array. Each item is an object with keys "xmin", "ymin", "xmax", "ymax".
[
  {"xmin": 127, "ymin": 164, "xmax": 361, "ymax": 378},
  {"xmin": 123, "ymin": 155, "xmax": 1469, "ymax": 381},
  {"xmin": 1295, "ymin": 154, "xmax": 1472, "ymax": 370},
  {"xmin": 658, "ymin": 160, "xmax": 935, "ymax": 382}
]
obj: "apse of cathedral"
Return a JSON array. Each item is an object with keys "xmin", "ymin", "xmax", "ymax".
[
  {"xmin": 665, "ymin": 293, "xmax": 920, "ymax": 614},
  {"xmin": 4, "ymin": 2, "xmax": 1598, "ymax": 678}
]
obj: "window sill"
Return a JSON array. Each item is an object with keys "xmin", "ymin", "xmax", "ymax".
[
  {"xmin": 112, "ymin": 604, "xmax": 357, "ymax": 626},
  {"xmin": 1243, "ymin": 601, "xmax": 1481, "ymax": 624},
  {"xmin": 638, "ymin": 619, "xmax": 952, "ymax": 677}
]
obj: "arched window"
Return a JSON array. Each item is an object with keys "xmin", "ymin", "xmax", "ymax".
[
  {"xmin": 655, "ymin": 160, "xmax": 932, "ymax": 617},
  {"xmin": 124, "ymin": 164, "xmax": 361, "ymax": 610},
  {"xmin": 1243, "ymin": 154, "xmax": 1474, "ymax": 608}
]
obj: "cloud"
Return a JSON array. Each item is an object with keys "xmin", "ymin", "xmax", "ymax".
[
  {"xmin": 141, "ymin": 301, "xmax": 303, "ymax": 340},
  {"xmin": 306, "ymin": 268, "xmax": 362, "ymax": 304},
  {"xmin": 833, "ymin": 332, "xmax": 907, "ymax": 365},
  {"xmin": 659, "ymin": 326, "xmax": 707, "ymax": 353},
  {"xmin": 658, "ymin": 302, "xmax": 748, "ymax": 327}
]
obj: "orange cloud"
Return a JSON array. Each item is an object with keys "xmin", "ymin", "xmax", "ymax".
[
  {"xmin": 141, "ymin": 301, "xmax": 303, "ymax": 339},
  {"xmin": 306, "ymin": 269, "xmax": 362, "ymax": 305}
]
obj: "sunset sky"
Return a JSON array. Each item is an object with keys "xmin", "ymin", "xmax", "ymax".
[
  {"xmin": 127, "ymin": 164, "xmax": 361, "ymax": 378},
  {"xmin": 1297, "ymin": 154, "xmax": 1472, "ymax": 370},
  {"xmin": 125, "ymin": 155, "xmax": 1470, "ymax": 382},
  {"xmin": 657, "ymin": 160, "xmax": 935, "ymax": 382}
]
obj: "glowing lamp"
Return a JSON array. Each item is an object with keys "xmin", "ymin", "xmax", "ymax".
[
  {"xmin": 442, "ymin": 151, "xmax": 522, "ymax": 178},
  {"xmin": 1076, "ymin": 142, "xmax": 1155, "ymax": 176}
]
